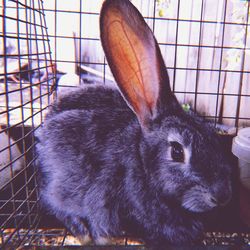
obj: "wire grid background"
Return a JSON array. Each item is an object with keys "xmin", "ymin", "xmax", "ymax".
[
  {"xmin": 0, "ymin": 0, "xmax": 250, "ymax": 248},
  {"xmin": 0, "ymin": 0, "xmax": 55, "ymax": 247},
  {"xmin": 41, "ymin": 0, "xmax": 250, "ymax": 127}
]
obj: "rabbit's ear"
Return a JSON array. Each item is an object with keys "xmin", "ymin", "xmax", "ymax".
[{"xmin": 100, "ymin": 0, "xmax": 179, "ymax": 129}]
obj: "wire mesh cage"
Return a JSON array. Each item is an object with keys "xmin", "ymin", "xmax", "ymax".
[
  {"xmin": 0, "ymin": 0, "xmax": 250, "ymax": 248},
  {"xmin": 0, "ymin": 0, "xmax": 55, "ymax": 247}
]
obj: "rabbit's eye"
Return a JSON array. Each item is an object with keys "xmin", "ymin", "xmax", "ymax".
[{"xmin": 170, "ymin": 141, "xmax": 184, "ymax": 162}]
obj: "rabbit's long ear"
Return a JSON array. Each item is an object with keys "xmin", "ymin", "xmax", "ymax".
[{"xmin": 100, "ymin": 0, "xmax": 179, "ymax": 129}]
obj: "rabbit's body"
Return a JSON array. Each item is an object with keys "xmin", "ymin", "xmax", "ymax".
[
  {"xmin": 37, "ymin": 84, "xmax": 230, "ymax": 244},
  {"xmin": 37, "ymin": 0, "xmax": 233, "ymax": 246}
]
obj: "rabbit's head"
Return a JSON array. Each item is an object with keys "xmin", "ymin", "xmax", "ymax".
[
  {"xmin": 100, "ymin": 0, "xmax": 232, "ymax": 212},
  {"xmin": 139, "ymin": 115, "xmax": 232, "ymax": 212}
]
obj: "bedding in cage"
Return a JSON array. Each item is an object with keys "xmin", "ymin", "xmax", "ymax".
[{"xmin": 0, "ymin": 0, "xmax": 250, "ymax": 248}]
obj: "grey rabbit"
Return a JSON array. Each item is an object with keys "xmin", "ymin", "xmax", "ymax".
[{"xmin": 36, "ymin": 0, "xmax": 233, "ymax": 246}]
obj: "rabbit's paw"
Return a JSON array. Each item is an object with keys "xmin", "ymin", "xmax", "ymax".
[
  {"xmin": 95, "ymin": 236, "xmax": 112, "ymax": 245},
  {"xmin": 161, "ymin": 219, "xmax": 204, "ymax": 245},
  {"xmin": 63, "ymin": 215, "xmax": 91, "ymax": 244}
]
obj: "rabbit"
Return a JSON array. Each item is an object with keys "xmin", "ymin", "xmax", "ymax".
[{"xmin": 36, "ymin": 0, "xmax": 233, "ymax": 246}]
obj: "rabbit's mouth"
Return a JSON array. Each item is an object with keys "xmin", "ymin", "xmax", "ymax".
[{"xmin": 180, "ymin": 185, "xmax": 225, "ymax": 213}]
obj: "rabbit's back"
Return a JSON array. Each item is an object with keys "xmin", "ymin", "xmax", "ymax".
[
  {"xmin": 48, "ymin": 84, "xmax": 128, "ymax": 118},
  {"xmin": 36, "ymin": 84, "xmax": 138, "ymax": 218}
]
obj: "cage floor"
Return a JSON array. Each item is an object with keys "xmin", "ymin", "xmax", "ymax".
[{"xmin": 1, "ymin": 228, "xmax": 250, "ymax": 249}]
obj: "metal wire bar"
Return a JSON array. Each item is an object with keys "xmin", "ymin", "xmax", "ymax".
[
  {"xmin": 234, "ymin": 3, "xmax": 250, "ymax": 128},
  {"xmin": 2, "ymin": 0, "xmax": 21, "ymax": 244},
  {"xmin": 40, "ymin": 0, "xmax": 55, "ymax": 106},
  {"xmin": 41, "ymin": 58, "xmax": 250, "ymax": 74},
  {"xmin": 172, "ymin": 0, "xmax": 180, "ymax": 92},
  {"xmin": 214, "ymin": 0, "xmax": 228, "ymax": 125}
]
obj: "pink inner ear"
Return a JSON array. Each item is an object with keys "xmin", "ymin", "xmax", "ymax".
[{"xmin": 101, "ymin": 5, "xmax": 161, "ymax": 125}]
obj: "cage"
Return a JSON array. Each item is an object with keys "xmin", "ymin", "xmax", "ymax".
[{"xmin": 0, "ymin": 0, "xmax": 250, "ymax": 248}]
